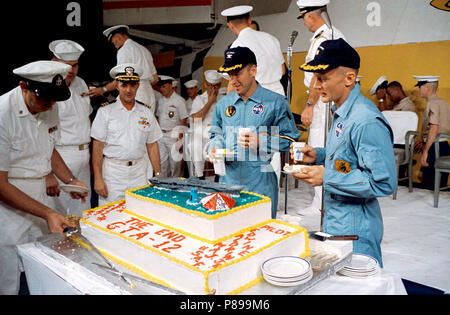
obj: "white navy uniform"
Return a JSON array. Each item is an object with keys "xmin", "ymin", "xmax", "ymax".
[
  {"xmin": 230, "ymin": 27, "xmax": 285, "ymax": 96},
  {"xmin": 47, "ymin": 76, "xmax": 92, "ymax": 216},
  {"xmin": 91, "ymin": 98, "xmax": 162, "ymax": 205},
  {"xmin": 0, "ymin": 89, "xmax": 59, "ymax": 295},
  {"xmin": 117, "ymin": 38, "xmax": 158, "ymax": 112},
  {"xmin": 304, "ymin": 24, "xmax": 345, "ymax": 211},
  {"xmin": 156, "ymin": 92, "xmax": 188, "ymax": 177},
  {"xmin": 189, "ymin": 92, "xmax": 224, "ymax": 177}
]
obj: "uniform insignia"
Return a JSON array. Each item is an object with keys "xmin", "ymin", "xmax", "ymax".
[
  {"xmin": 252, "ymin": 103, "xmax": 265, "ymax": 115},
  {"xmin": 136, "ymin": 100, "xmax": 151, "ymax": 109},
  {"xmin": 335, "ymin": 160, "xmax": 352, "ymax": 174},
  {"xmin": 101, "ymin": 100, "xmax": 116, "ymax": 107},
  {"xmin": 53, "ymin": 74, "xmax": 63, "ymax": 87},
  {"xmin": 168, "ymin": 111, "xmax": 175, "ymax": 118},
  {"xmin": 335, "ymin": 122, "xmax": 344, "ymax": 138},
  {"xmin": 48, "ymin": 125, "xmax": 58, "ymax": 134},
  {"xmin": 138, "ymin": 117, "xmax": 150, "ymax": 127},
  {"xmin": 225, "ymin": 105, "xmax": 236, "ymax": 117}
]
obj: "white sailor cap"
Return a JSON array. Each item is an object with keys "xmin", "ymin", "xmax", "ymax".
[
  {"xmin": 110, "ymin": 63, "xmax": 141, "ymax": 82},
  {"xmin": 413, "ymin": 75, "xmax": 440, "ymax": 87},
  {"xmin": 103, "ymin": 25, "xmax": 130, "ymax": 42},
  {"xmin": 184, "ymin": 80, "xmax": 198, "ymax": 88},
  {"xmin": 221, "ymin": 5, "xmax": 253, "ymax": 21},
  {"xmin": 13, "ymin": 60, "xmax": 71, "ymax": 101},
  {"xmin": 296, "ymin": 0, "xmax": 329, "ymax": 18},
  {"xmin": 49, "ymin": 39, "xmax": 85, "ymax": 61},
  {"xmin": 158, "ymin": 75, "xmax": 175, "ymax": 86},
  {"xmin": 204, "ymin": 70, "xmax": 222, "ymax": 84},
  {"xmin": 370, "ymin": 75, "xmax": 388, "ymax": 95}
]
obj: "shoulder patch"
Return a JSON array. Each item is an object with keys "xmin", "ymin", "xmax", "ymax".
[
  {"xmin": 101, "ymin": 100, "xmax": 116, "ymax": 107},
  {"xmin": 136, "ymin": 100, "xmax": 151, "ymax": 109}
]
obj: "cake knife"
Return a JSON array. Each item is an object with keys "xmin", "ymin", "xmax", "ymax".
[
  {"xmin": 309, "ymin": 231, "xmax": 359, "ymax": 241},
  {"xmin": 63, "ymin": 226, "xmax": 134, "ymax": 287},
  {"xmin": 92, "ymin": 263, "xmax": 185, "ymax": 295}
]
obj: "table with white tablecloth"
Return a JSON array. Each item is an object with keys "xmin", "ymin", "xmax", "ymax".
[{"xmin": 17, "ymin": 236, "xmax": 407, "ymax": 295}]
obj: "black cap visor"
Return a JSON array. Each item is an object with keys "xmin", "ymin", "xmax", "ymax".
[{"xmin": 26, "ymin": 79, "xmax": 71, "ymax": 102}]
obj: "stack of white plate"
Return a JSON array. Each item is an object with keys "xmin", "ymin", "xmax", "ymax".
[
  {"xmin": 261, "ymin": 256, "xmax": 313, "ymax": 287},
  {"xmin": 338, "ymin": 253, "xmax": 379, "ymax": 278}
]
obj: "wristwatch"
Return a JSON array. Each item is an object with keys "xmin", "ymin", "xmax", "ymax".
[
  {"xmin": 306, "ymin": 101, "xmax": 315, "ymax": 107},
  {"xmin": 155, "ymin": 172, "xmax": 161, "ymax": 176},
  {"xmin": 65, "ymin": 177, "xmax": 76, "ymax": 185}
]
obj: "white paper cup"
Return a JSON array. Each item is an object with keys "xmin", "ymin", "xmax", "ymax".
[
  {"xmin": 238, "ymin": 127, "xmax": 251, "ymax": 138},
  {"xmin": 293, "ymin": 142, "xmax": 306, "ymax": 162},
  {"xmin": 213, "ymin": 159, "xmax": 226, "ymax": 176}
]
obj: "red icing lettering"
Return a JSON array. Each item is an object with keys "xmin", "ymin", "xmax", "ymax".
[
  {"xmin": 128, "ymin": 232, "xmax": 149, "ymax": 240},
  {"xmin": 161, "ymin": 244, "xmax": 182, "ymax": 253}
]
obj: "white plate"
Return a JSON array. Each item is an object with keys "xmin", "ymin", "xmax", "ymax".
[
  {"xmin": 264, "ymin": 271, "xmax": 313, "ymax": 287},
  {"xmin": 59, "ymin": 184, "xmax": 89, "ymax": 194},
  {"xmin": 263, "ymin": 269, "xmax": 313, "ymax": 283},
  {"xmin": 338, "ymin": 268, "xmax": 379, "ymax": 278},
  {"xmin": 344, "ymin": 253, "xmax": 378, "ymax": 271},
  {"xmin": 261, "ymin": 256, "xmax": 311, "ymax": 278},
  {"xmin": 283, "ymin": 164, "xmax": 310, "ymax": 174}
]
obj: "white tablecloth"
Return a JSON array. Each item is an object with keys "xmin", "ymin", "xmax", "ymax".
[{"xmin": 18, "ymin": 243, "xmax": 407, "ymax": 295}]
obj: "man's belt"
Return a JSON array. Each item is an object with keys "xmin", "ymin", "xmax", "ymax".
[
  {"xmin": 104, "ymin": 156, "xmax": 144, "ymax": 167},
  {"xmin": 56, "ymin": 143, "xmax": 90, "ymax": 151}
]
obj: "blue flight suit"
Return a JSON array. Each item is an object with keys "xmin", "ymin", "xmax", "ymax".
[
  {"xmin": 209, "ymin": 85, "xmax": 300, "ymax": 218},
  {"xmin": 315, "ymin": 84, "xmax": 397, "ymax": 267}
]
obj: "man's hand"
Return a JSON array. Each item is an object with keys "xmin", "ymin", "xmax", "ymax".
[
  {"xmin": 88, "ymin": 87, "xmax": 105, "ymax": 98},
  {"xmin": 238, "ymin": 131, "xmax": 259, "ymax": 149},
  {"xmin": 290, "ymin": 143, "xmax": 317, "ymax": 164},
  {"xmin": 46, "ymin": 211, "xmax": 75, "ymax": 235},
  {"xmin": 208, "ymin": 147, "xmax": 218, "ymax": 163},
  {"xmin": 301, "ymin": 105, "xmax": 314, "ymax": 126},
  {"xmin": 94, "ymin": 178, "xmax": 108, "ymax": 199},
  {"xmin": 420, "ymin": 150, "xmax": 429, "ymax": 167},
  {"xmin": 68, "ymin": 179, "xmax": 88, "ymax": 203},
  {"xmin": 292, "ymin": 165, "xmax": 325, "ymax": 186},
  {"xmin": 45, "ymin": 173, "xmax": 60, "ymax": 197}
]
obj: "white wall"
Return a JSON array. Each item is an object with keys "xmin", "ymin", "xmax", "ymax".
[{"xmin": 207, "ymin": 0, "xmax": 450, "ymax": 57}]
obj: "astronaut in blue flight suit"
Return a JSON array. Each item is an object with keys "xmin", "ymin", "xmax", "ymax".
[
  {"xmin": 208, "ymin": 46, "xmax": 300, "ymax": 218},
  {"xmin": 292, "ymin": 39, "xmax": 397, "ymax": 267}
]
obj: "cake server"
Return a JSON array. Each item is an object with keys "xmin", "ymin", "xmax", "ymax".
[
  {"xmin": 63, "ymin": 226, "xmax": 133, "ymax": 287},
  {"xmin": 92, "ymin": 262, "xmax": 185, "ymax": 295},
  {"xmin": 309, "ymin": 231, "xmax": 359, "ymax": 241}
]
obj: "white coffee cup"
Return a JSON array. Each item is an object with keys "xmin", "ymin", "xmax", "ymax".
[
  {"xmin": 213, "ymin": 158, "xmax": 226, "ymax": 176},
  {"xmin": 293, "ymin": 142, "xmax": 306, "ymax": 162}
]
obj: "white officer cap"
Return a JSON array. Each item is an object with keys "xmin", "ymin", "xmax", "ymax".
[
  {"xmin": 296, "ymin": 0, "xmax": 329, "ymax": 19},
  {"xmin": 13, "ymin": 60, "xmax": 71, "ymax": 101},
  {"xmin": 413, "ymin": 75, "xmax": 440, "ymax": 87},
  {"xmin": 221, "ymin": 5, "xmax": 253, "ymax": 21},
  {"xmin": 49, "ymin": 39, "xmax": 85, "ymax": 61},
  {"xmin": 110, "ymin": 63, "xmax": 141, "ymax": 82},
  {"xmin": 103, "ymin": 25, "xmax": 130, "ymax": 42},
  {"xmin": 370, "ymin": 75, "xmax": 388, "ymax": 95},
  {"xmin": 204, "ymin": 70, "xmax": 222, "ymax": 84},
  {"xmin": 184, "ymin": 80, "xmax": 199, "ymax": 88},
  {"xmin": 158, "ymin": 75, "xmax": 175, "ymax": 86}
]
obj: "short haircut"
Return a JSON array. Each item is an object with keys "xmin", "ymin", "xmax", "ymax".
[{"xmin": 387, "ymin": 81, "xmax": 403, "ymax": 89}]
